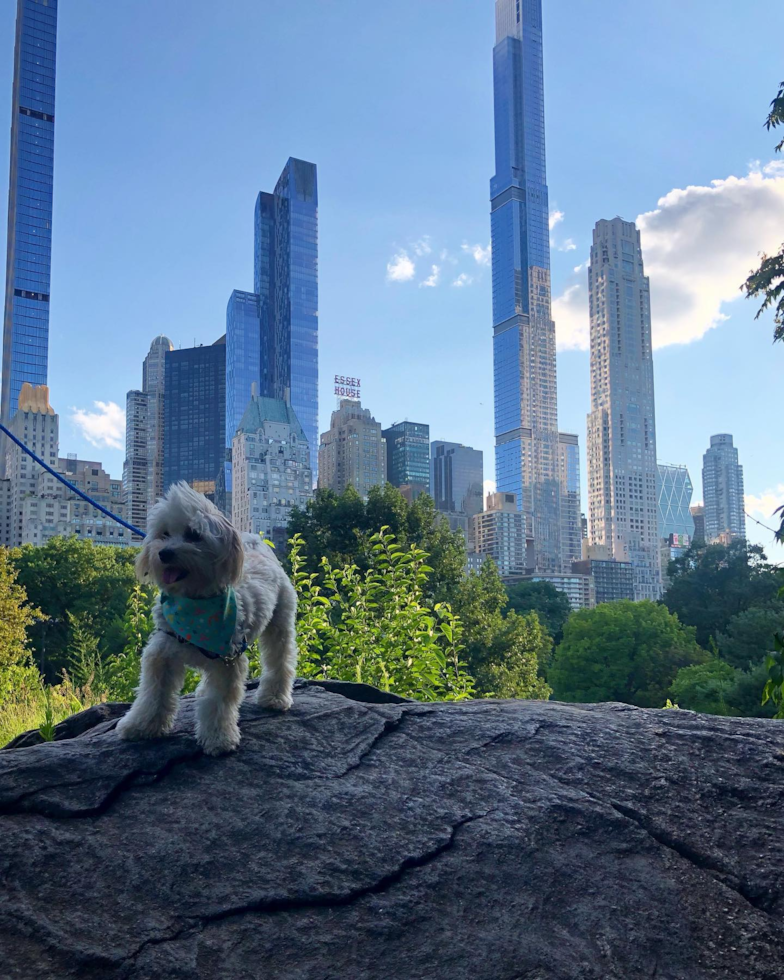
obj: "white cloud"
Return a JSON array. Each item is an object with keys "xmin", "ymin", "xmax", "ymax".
[
  {"xmin": 548, "ymin": 209, "xmax": 565, "ymax": 231},
  {"xmin": 551, "ymin": 161, "xmax": 784, "ymax": 351},
  {"xmin": 556, "ymin": 238, "xmax": 576, "ymax": 252},
  {"xmin": 746, "ymin": 485, "xmax": 784, "ymax": 522},
  {"xmin": 71, "ymin": 401, "xmax": 125, "ymax": 450},
  {"xmin": 452, "ymin": 272, "xmax": 474, "ymax": 288},
  {"xmin": 462, "ymin": 242, "xmax": 492, "ymax": 266},
  {"xmin": 386, "ymin": 250, "xmax": 415, "ymax": 283},
  {"xmin": 420, "ymin": 264, "xmax": 440, "ymax": 288},
  {"xmin": 412, "ymin": 236, "xmax": 432, "ymax": 257}
]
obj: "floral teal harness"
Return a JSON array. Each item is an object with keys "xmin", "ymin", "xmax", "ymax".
[{"xmin": 159, "ymin": 588, "xmax": 248, "ymax": 665}]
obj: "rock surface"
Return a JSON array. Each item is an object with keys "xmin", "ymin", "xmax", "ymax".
[{"xmin": 1, "ymin": 681, "xmax": 783, "ymax": 980}]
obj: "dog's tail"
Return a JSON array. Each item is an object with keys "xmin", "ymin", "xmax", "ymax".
[{"xmin": 240, "ymin": 532, "xmax": 277, "ymax": 559}]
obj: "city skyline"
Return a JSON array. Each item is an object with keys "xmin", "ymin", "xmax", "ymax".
[{"xmin": 0, "ymin": 2, "xmax": 781, "ymax": 553}]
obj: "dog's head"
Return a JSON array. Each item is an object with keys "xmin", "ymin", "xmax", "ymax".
[{"xmin": 136, "ymin": 482, "xmax": 244, "ymax": 598}]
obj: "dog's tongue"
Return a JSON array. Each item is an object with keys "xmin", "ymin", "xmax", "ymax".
[{"xmin": 163, "ymin": 567, "xmax": 181, "ymax": 586}]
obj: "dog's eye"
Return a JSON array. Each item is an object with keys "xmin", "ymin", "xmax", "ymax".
[
  {"xmin": 161, "ymin": 531, "xmax": 170, "ymax": 539},
  {"xmin": 184, "ymin": 528, "xmax": 201, "ymax": 543}
]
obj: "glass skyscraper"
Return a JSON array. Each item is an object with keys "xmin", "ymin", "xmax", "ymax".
[
  {"xmin": 702, "ymin": 434, "xmax": 746, "ymax": 543},
  {"xmin": 225, "ymin": 158, "xmax": 318, "ymax": 487},
  {"xmin": 164, "ymin": 339, "xmax": 226, "ymax": 498},
  {"xmin": 657, "ymin": 463, "xmax": 695, "ymax": 540},
  {"xmin": 382, "ymin": 421, "xmax": 430, "ymax": 494},
  {"xmin": 1, "ymin": 0, "xmax": 57, "ymax": 438},
  {"xmin": 491, "ymin": 0, "xmax": 563, "ymax": 573}
]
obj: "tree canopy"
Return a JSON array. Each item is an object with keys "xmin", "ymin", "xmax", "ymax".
[
  {"xmin": 505, "ymin": 579, "xmax": 572, "ymax": 642},
  {"xmin": 662, "ymin": 540, "xmax": 781, "ymax": 648},
  {"xmin": 549, "ymin": 600, "xmax": 705, "ymax": 708}
]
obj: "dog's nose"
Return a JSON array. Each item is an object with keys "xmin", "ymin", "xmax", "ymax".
[{"xmin": 159, "ymin": 548, "xmax": 176, "ymax": 564}]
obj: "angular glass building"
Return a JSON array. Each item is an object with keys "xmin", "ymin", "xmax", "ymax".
[
  {"xmin": 491, "ymin": 0, "xmax": 562, "ymax": 573},
  {"xmin": 225, "ymin": 158, "xmax": 318, "ymax": 487},
  {"xmin": 382, "ymin": 421, "xmax": 430, "ymax": 494},
  {"xmin": 431, "ymin": 441, "xmax": 484, "ymax": 519},
  {"xmin": 657, "ymin": 463, "xmax": 695, "ymax": 540},
  {"xmin": 163, "ymin": 338, "xmax": 226, "ymax": 497},
  {"xmin": 1, "ymin": 0, "xmax": 58, "ymax": 436}
]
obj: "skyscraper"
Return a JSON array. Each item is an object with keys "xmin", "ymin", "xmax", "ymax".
[
  {"xmin": 657, "ymin": 463, "xmax": 695, "ymax": 540},
  {"xmin": 382, "ymin": 421, "xmax": 430, "ymax": 496},
  {"xmin": 163, "ymin": 339, "xmax": 226, "ymax": 497},
  {"xmin": 1, "ymin": 0, "xmax": 58, "ymax": 450},
  {"xmin": 318, "ymin": 400, "xmax": 386, "ymax": 499},
  {"xmin": 586, "ymin": 218, "xmax": 661, "ymax": 601},
  {"xmin": 231, "ymin": 394, "xmax": 313, "ymax": 551},
  {"xmin": 225, "ymin": 158, "xmax": 319, "ymax": 484},
  {"xmin": 491, "ymin": 0, "xmax": 563, "ymax": 573},
  {"xmin": 702, "ymin": 434, "xmax": 746, "ymax": 543},
  {"xmin": 558, "ymin": 432, "xmax": 582, "ymax": 569},
  {"xmin": 431, "ymin": 441, "xmax": 484, "ymax": 520},
  {"xmin": 122, "ymin": 335, "xmax": 173, "ymax": 535}
]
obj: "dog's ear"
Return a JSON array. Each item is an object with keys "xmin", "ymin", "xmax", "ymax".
[
  {"xmin": 216, "ymin": 518, "xmax": 244, "ymax": 587},
  {"xmin": 135, "ymin": 539, "xmax": 152, "ymax": 583}
]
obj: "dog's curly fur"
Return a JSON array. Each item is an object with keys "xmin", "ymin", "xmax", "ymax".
[{"xmin": 116, "ymin": 482, "xmax": 297, "ymax": 755}]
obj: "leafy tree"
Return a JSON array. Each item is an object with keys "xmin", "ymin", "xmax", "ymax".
[
  {"xmin": 663, "ymin": 540, "xmax": 780, "ymax": 648},
  {"xmin": 474, "ymin": 611, "xmax": 552, "ymax": 700},
  {"xmin": 670, "ymin": 659, "xmax": 775, "ymax": 718},
  {"xmin": 549, "ymin": 600, "xmax": 706, "ymax": 708},
  {"xmin": 505, "ymin": 579, "xmax": 571, "ymax": 642},
  {"xmin": 290, "ymin": 529, "xmax": 474, "ymax": 701},
  {"xmin": 716, "ymin": 603, "xmax": 784, "ymax": 669},
  {"xmin": 0, "ymin": 546, "xmax": 41, "ymax": 706},
  {"xmin": 287, "ymin": 485, "xmax": 466, "ymax": 602},
  {"xmin": 741, "ymin": 80, "xmax": 784, "ymax": 345},
  {"xmin": 11, "ymin": 538, "xmax": 139, "ymax": 679},
  {"xmin": 105, "ymin": 583, "xmax": 157, "ymax": 702}
]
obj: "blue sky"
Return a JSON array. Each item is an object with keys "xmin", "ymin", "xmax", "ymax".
[{"xmin": 1, "ymin": 0, "xmax": 782, "ymax": 551}]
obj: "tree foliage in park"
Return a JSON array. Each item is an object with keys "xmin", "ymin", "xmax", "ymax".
[
  {"xmin": 662, "ymin": 540, "xmax": 780, "ymax": 648},
  {"xmin": 290, "ymin": 529, "xmax": 474, "ymax": 701},
  {"xmin": 716, "ymin": 603, "xmax": 784, "ymax": 670},
  {"xmin": 11, "ymin": 537, "xmax": 139, "ymax": 679},
  {"xmin": 287, "ymin": 485, "xmax": 466, "ymax": 603},
  {"xmin": 670, "ymin": 659, "xmax": 776, "ymax": 718},
  {"xmin": 742, "ymin": 80, "xmax": 784, "ymax": 346},
  {"xmin": 549, "ymin": 600, "xmax": 705, "ymax": 708},
  {"xmin": 505, "ymin": 579, "xmax": 572, "ymax": 642}
]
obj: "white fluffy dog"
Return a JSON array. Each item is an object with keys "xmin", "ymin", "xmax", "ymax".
[{"xmin": 116, "ymin": 482, "xmax": 297, "ymax": 755}]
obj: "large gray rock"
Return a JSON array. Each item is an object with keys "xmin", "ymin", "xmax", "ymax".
[{"xmin": 1, "ymin": 681, "xmax": 783, "ymax": 979}]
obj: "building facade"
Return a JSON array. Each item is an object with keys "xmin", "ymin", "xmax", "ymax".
[
  {"xmin": 1, "ymin": 384, "xmax": 129, "ymax": 548},
  {"xmin": 690, "ymin": 504, "xmax": 706, "ymax": 543},
  {"xmin": 431, "ymin": 441, "xmax": 484, "ymax": 541},
  {"xmin": 1, "ymin": 0, "xmax": 58, "ymax": 447},
  {"xmin": 231, "ymin": 395, "xmax": 312, "ymax": 551},
  {"xmin": 702, "ymin": 434, "xmax": 745, "ymax": 542},
  {"xmin": 226, "ymin": 158, "xmax": 319, "ymax": 487},
  {"xmin": 558, "ymin": 432, "xmax": 582, "ymax": 570},
  {"xmin": 491, "ymin": 0, "xmax": 568, "ymax": 574},
  {"xmin": 317, "ymin": 399, "xmax": 386, "ymax": 499},
  {"xmin": 586, "ymin": 218, "xmax": 661, "ymax": 601},
  {"xmin": 122, "ymin": 335, "xmax": 173, "ymax": 536},
  {"xmin": 382, "ymin": 421, "xmax": 430, "ymax": 496},
  {"xmin": 163, "ymin": 339, "xmax": 225, "ymax": 497},
  {"xmin": 572, "ymin": 555, "xmax": 634, "ymax": 604},
  {"xmin": 657, "ymin": 463, "xmax": 695, "ymax": 540},
  {"xmin": 530, "ymin": 573, "xmax": 596, "ymax": 611},
  {"xmin": 472, "ymin": 491, "xmax": 532, "ymax": 579}
]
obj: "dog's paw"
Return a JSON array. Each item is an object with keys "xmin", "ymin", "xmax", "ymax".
[
  {"xmin": 256, "ymin": 688, "xmax": 293, "ymax": 712},
  {"xmin": 198, "ymin": 726, "xmax": 241, "ymax": 756},
  {"xmin": 116, "ymin": 713, "xmax": 171, "ymax": 741}
]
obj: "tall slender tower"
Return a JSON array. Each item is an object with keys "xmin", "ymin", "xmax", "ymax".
[
  {"xmin": 491, "ymin": 0, "xmax": 562, "ymax": 573},
  {"xmin": 1, "ymin": 0, "xmax": 58, "ymax": 459},
  {"xmin": 702, "ymin": 434, "xmax": 746, "ymax": 543},
  {"xmin": 587, "ymin": 218, "xmax": 661, "ymax": 600}
]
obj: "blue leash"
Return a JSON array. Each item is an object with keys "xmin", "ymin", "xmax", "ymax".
[{"xmin": 0, "ymin": 420, "xmax": 146, "ymax": 539}]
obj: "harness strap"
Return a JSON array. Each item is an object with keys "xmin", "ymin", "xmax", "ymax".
[{"xmin": 157, "ymin": 628, "xmax": 248, "ymax": 665}]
